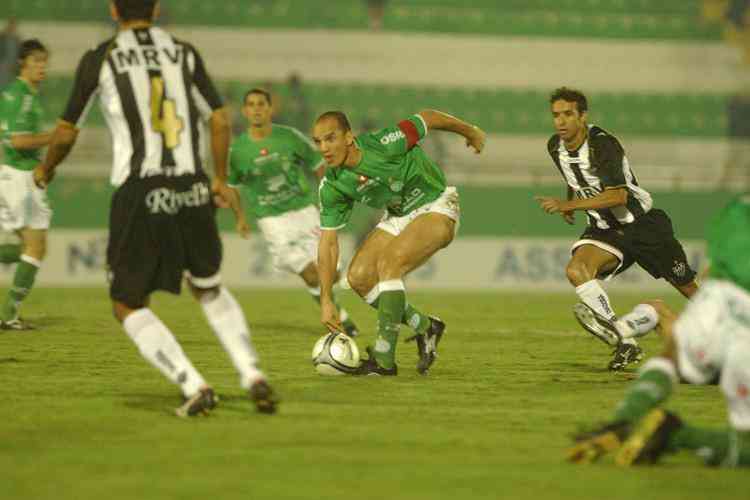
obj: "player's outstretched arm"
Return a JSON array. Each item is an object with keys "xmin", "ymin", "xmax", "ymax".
[
  {"xmin": 10, "ymin": 131, "xmax": 54, "ymax": 150},
  {"xmin": 33, "ymin": 120, "xmax": 79, "ymax": 188},
  {"xmin": 318, "ymin": 229, "xmax": 343, "ymax": 333},
  {"xmin": 535, "ymin": 187, "xmax": 627, "ymax": 215},
  {"xmin": 417, "ymin": 109, "xmax": 486, "ymax": 153}
]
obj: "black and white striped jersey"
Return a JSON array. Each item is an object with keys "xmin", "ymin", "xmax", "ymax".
[
  {"xmin": 62, "ymin": 26, "xmax": 223, "ymax": 187},
  {"xmin": 547, "ymin": 125, "xmax": 652, "ymax": 230}
]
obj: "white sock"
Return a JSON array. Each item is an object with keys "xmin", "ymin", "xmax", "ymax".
[
  {"xmin": 123, "ymin": 309, "xmax": 206, "ymax": 398},
  {"xmin": 200, "ymin": 287, "xmax": 264, "ymax": 389},
  {"xmin": 617, "ymin": 303, "xmax": 659, "ymax": 339},
  {"xmin": 575, "ymin": 280, "xmax": 616, "ymax": 320}
]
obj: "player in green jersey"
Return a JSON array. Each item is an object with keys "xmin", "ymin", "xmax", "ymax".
[
  {"xmin": 313, "ymin": 110, "xmax": 485, "ymax": 375},
  {"xmin": 227, "ymin": 88, "xmax": 360, "ymax": 337},
  {"xmin": 0, "ymin": 39, "xmax": 52, "ymax": 330},
  {"xmin": 567, "ymin": 195, "xmax": 750, "ymax": 467}
]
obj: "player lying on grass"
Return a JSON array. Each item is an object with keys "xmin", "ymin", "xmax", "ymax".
[
  {"xmin": 224, "ymin": 88, "xmax": 360, "ymax": 337},
  {"xmin": 313, "ymin": 110, "xmax": 485, "ymax": 375},
  {"xmin": 567, "ymin": 195, "xmax": 750, "ymax": 467},
  {"xmin": 535, "ymin": 87, "xmax": 698, "ymax": 371}
]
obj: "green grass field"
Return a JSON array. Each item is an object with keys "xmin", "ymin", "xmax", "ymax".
[{"xmin": 0, "ymin": 288, "xmax": 746, "ymax": 500}]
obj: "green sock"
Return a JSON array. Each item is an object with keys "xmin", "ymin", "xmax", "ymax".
[
  {"xmin": 374, "ymin": 283, "xmax": 405, "ymax": 369},
  {"xmin": 2, "ymin": 258, "xmax": 39, "ymax": 321},
  {"xmin": 671, "ymin": 427, "xmax": 750, "ymax": 467},
  {"xmin": 613, "ymin": 358, "xmax": 675, "ymax": 423},
  {"xmin": 0, "ymin": 244, "xmax": 21, "ymax": 264},
  {"xmin": 368, "ymin": 297, "xmax": 430, "ymax": 335}
]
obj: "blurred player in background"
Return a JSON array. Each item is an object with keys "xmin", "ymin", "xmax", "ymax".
[
  {"xmin": 33, "ymin": 0, "xmax": 276, "ymax": 416},
  {"xmin": 226, "ymin": 88, "xmax": 360, "ymax": 337},
  {"xmin": 567, "ymin": 195, "xmax": 750, "ymax": 467},
  {"xmin": 0, "ymin": 39, "xmax": 52, "ymax": 330},
  {"xmin": 313, "ymin": 110, "xmax": 485, "ymax": 375},
  {"xmin": 536, "ymin": 87, "xmax": 698, "ymax": 371}
]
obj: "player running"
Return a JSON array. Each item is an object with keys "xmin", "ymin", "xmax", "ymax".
[
  {"xmin": 314, "ymin": 110, "xmax": 485, "ymax": 375},
  {"xmin": 33, "ymin": 0, "xmax": 275, "ymax": 416},
  {"xmin": 535, "ymin": 87, "xmax": 698, "ymax": 371},
  {"xmin": 567, "ymin": 195, "xmax": 750, "ymax": 467},
  {"xmin": 0, "ymin": 39, "xmax": 52, "ymax": 330},
  {"xmin": 226, "ymin": 88, "xmax": 360, "ymax": 337}
]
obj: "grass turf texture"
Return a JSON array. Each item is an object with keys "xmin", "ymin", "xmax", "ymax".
[{"xmin": 0, "ymin": 288, "xmax": 745, "ymax": 500}]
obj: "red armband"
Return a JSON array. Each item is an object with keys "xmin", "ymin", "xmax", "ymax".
[{"xmin": 397, "ymin": 119, "xmax": 420, "ymax": 150}]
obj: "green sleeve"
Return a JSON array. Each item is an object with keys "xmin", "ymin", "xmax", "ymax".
[
  {"xmin": 369, "ymin": 115, "xmax": 428, "ymax": 157},
  {"xmin": 319, "ymin": 178, "xmax": 354, "ymax": 230}
]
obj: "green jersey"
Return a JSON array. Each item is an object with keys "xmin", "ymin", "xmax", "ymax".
[
  {"xmin": 708, "ymin": 194, "xmax": 750, "ymax": 292},
  {"xmin": 0, "ymin": 78, "xmax": 44, "ymax": 171},
  {"xmin": 319, "ymin": 115, "xmax": 447, "ymax": 230},
  {"xmin": 228, "ymin": 125, "xmax": 323, "ymax": 219}
]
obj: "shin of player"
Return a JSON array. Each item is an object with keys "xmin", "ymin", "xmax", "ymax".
[{"xmin": 0, "ymin": 39, "xmax": 53, "ymax": 330}]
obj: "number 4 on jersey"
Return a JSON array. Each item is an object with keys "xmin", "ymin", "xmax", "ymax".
[{"xmin": 150, "ymin": 76, "xmax": 184, "ymax": 149}]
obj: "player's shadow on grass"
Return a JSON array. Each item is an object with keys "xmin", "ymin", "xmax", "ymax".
[
  {"xmin": 0, "ymin": 357, "xmax": 21, "ymax": 364},
  {"xmin": 122, "ymin": 392, "xmax": 188, "ymax": 415}
]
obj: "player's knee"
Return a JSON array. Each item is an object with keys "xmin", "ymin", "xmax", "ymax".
[
  {"xmin": 565, "ymin": 260, "xmax": 589, "ymax": 286},
  {"xmin": 347, "ymin": 262, "xmax": 372, "ymax": 295},
  {"xmin": 189, "ymin": 281, "xmax": 220, "ymax": 303},
  {"xmin": 646, "ymin": 299, "xmax": 675, "ymax": 321},
  {"xmin": 376, "ymin": 250, "xmax": 407, "ymax": 280}
]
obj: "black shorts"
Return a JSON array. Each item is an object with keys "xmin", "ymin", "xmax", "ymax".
[
  {"xmin": 107, "ymin": 174, "xmax": 222, "ymax": 308},
  {"xmin": 572, "ymin": 209, "xmax": 696, "ymax": 286}
]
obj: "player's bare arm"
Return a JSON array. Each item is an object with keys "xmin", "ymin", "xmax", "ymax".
[
  {"xmin": 227, "ymin": 187, "xmax": 251, "ymax": 239},
  {"xmin": 33, "ymin": 120, "xmax": 79, "ymax": 188},
  {"xmin": 318, "ymin": 229, "xmax": 343, "ymax": 333},
  {"xmin": 535, "ymin": 187, "xmax": 627, "ymax": 215},
  {"xmin": 9, "ymin": 131, "xmax": 53, "ymax": 150},
  {"xmin": 417, "ymin": 109, "xmax": 486, "ymax": 153}
]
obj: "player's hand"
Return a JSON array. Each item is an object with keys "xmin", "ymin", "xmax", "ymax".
[
  {"xmin": 321, "ymin": 297, "xmax": 343, "ymax": 333},
  {"xmin": 466, "ymin": 125, "xmax": 486, "ymax": 154},
  {"xmin": 236, "ymin": 218, "xmax": 251, "ymax": 239},
  {"xmin": 535, "ymin": 196, "xmax": 565, "ymax": 214},
  {"xmin": 211, "ymin": 178, "xmax": 234, "ymax": 205},
  {"xmin": 33, "ymin": 164, "xmax": 53, "ymax": 189},
  {"xmin": 561, "ymin": 210, "xmax": 575, "ymax": 225}
]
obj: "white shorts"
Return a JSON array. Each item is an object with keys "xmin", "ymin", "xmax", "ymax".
[
  {"xmin": 673, "ymin": 279, "xmax": 750, "ymax": 430},
  {"xmin": 0, "ymin": 165, "xmax": 52, "ymax": 232},
  {"xmin": 376, "ymin": 186, "xmax": 460, "ymax": 237},
  {"xmin": 256, "ymin": 205, "xmax": 320, "ymax": 275}
]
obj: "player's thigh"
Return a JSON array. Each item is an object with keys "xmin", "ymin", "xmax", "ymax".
[
  {"xmin": 720, "ymin": 338, "xmax": 750, "ymax": 432},
  {"xmin": 378, "ymin": 212, "xmax": 455, "ymax": 277},
  {"xmin": 672, "ymin": 281, "xmax": 729, "ymax": 384},
  {"xmin": 17, "ymin": 227, "xmax": 47, "ymax": 259},
  {"xmin": 631, "ymin": 209, "xmax": 696, "ymax": 287},
  {"xmin": 569, "ymin": 243, "xmax": 621, "ymax": 276},
  {"xmin": 181, "ymin": 204, "xmax": 222, "ymax": 286},
  {"xmin": 347, "ymin": 228, "xmax": 394, "ymax": 291}
]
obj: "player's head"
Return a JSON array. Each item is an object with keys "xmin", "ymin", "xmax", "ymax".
[
  {"xmin": 110, "ymin": 0, "xmax": 160, "ymax": 24},
  {"xmin": 549, "ymin": 87, "xmax": 588, "ymax": 143},
  {"xmin": 17, "ymin": 39, "xmax": 48, "ymax": 85},
  {"xmin": 312, "ymin": 111, "xmax": 354, "ymax": 168},
  {"xmin": 242, "ymin": 88, "xmax": 273, "ymax": 127}
]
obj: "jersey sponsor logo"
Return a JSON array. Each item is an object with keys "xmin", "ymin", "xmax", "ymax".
[
  {"xmin": 111, "ymin": 46, "xmax": 184, "ymax": 73},
  {"xmin": 379, "ymin": 130, "xmax": 405, "ymax": 145},
  {"xmin": 254, "ymin": 152, "xmax": 281, "ymax": 165},
  {"xmin": 144, "ymin": 182, "xmax": 210, "ymax": 215},
  {"xmin": 265, "ymin": 174, "xmax": 286, "ymax": 193},
  {"xmin": 575, "ymin": 186, "xmax": 601, "ymax": 199}
]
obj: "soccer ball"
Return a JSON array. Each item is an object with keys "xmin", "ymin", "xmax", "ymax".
[{"xmin": 311, "ymin": 332, "xmax": 360, "ymax": 375}]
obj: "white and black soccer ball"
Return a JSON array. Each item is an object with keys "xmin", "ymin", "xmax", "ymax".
[{"xmin": 311, "ymin": 332, "xmax": 360, "ymax": 375}]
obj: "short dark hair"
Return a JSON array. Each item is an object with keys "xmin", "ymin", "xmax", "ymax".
[
  {"xmin": 18, "ymin": 39, "xmax": 48, "ymax": 63},
  {"xmin": 549, "ymin": 87, "xmax": 588, "ymax": 114},
  {"xmin": 315, "ymin": 111, "xmax": 352, "ymax": 132},
  {"xmin": 243, "ymin": 88, "xmax": 272, "ymax": 106},
  {"xmin": 113, "ymin": 0, "xmax": 158, "ymax": 22}
]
